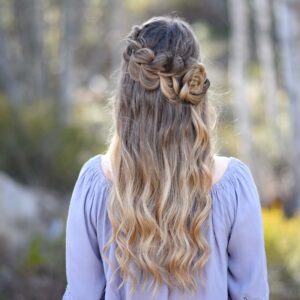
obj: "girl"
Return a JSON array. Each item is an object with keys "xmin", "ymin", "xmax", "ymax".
[{"xmin": 63, "ymin": 15, "xmax": 269, "ymax": 300}]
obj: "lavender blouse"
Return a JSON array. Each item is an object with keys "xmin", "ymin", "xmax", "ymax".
[{"xmin": 62, "ymin": 154, "xmax": 269, "ymax": 300}]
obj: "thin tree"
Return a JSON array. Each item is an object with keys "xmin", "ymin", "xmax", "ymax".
[
  {"xmin": 274, "ymin": 0, "xmax": 300, "ymax": 213},
  {"xmin": 13, "ymin": 0, "xmax": 47, "ymax": 101},
  {"xmin": 58, "ymin": 0, "xmax": 86, "ymax": 125},
  {"xmin": 0, "ymin": 22, "xmax": 21, "ymax": 106},
  {"xmin": 228, "ymin": 0, "xmax": 253, "ymax": 166},
  {"xmin": 252, "ymin": 0, "xmax": 282, "ymax": 156}
]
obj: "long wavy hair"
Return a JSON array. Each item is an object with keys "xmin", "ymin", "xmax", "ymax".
[{"xmin": 102, "ymin": 15, "xmax": 217, "ymax": 298}]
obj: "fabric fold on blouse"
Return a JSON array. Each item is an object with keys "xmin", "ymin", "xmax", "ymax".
[{"xmin": 62, "ymin": 154, "xmax": 269, "ymax": 300}]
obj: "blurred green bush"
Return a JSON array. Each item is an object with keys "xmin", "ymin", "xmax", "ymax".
[{"xmin": 0, "ymin": 95, "xmax": 103, "ymax": 193}]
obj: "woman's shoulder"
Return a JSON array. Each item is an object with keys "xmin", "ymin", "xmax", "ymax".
[
  {"xmin": 78, "ymin": 153, "xmax": 102, "ymax": 176},
  {"xmin": 68, "ymin": 154, "xmax": 111, "ymax": 226},
  {"xmin": 70, "ymin": 154, "xmax": 112, "ymax": 206},
  {"xmin": 211, "ymin": 155, "xmax": 253, "ymax": 192},
  {"xmin": 78, "ymin": 154, "xmax": 111, "ymax": 186},
  {"xmin": 211, "ymin": 156, "xmax": 261, "ymax": 234}
]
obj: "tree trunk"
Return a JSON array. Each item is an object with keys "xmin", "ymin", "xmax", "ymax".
[
  {"xmin": 274, "ymin": 0, "xmax": 300, "ymax": 213},
  {"xmin": 252, "ymin": 0, "xmax": 283, "ymax": 158},
  {"xmin": 103, "ymin": 0, "xmax": 127, "ymax": 72},
  {"xmin": 13, "ymin": 0, "xmax": 47, "ymax": 101},
  {"xmin": 228, "ymin": 0, "xmax": 253, "ymax": 166},
  {"xmin": 58, "ymin": 0, "xmax": 86, "ymax": 125},
  {"xmin": 0, "ymin": 24, "xmax": 21, "ymax": 106}
]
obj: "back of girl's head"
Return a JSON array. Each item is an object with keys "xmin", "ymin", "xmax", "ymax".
[
  {"xmin": 104, "ymin": 15, "xmax": 216, "ymax": 298},
  {"xmin": 117, "ymin": 15, "xmax": 210, "ymax": 108},
  {"xmin": 130, "ymin": 15, "xmax": 199, "ymax": 56},
  {"xmin": 125, "ymin": 15, "xmax": 200, "ymax": 70}
]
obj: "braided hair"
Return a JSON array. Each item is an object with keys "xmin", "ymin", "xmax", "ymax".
[{"xmin": 123, "ymin": 23, "xmax": 210, "ymax": 105}]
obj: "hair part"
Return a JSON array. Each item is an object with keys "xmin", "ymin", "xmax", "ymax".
[{"xmin": 102, "ymin": 15, "xmax": 217, "ymax": 298}]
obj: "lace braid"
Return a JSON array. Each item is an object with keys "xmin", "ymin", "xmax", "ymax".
[{"xmin": 123, "ymin": 38, "xmax": 210, "ymax": 106}]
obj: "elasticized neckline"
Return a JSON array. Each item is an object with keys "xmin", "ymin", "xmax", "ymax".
[
  {"xmin": 96, "ymin": 154, "xmax": 240, "ymax": 191},
  {"xmin": 210, "ymin": 156, "xmax": 238, "ymax": 191}
]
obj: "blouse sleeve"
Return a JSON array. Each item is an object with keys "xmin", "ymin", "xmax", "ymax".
[
  {"xmin": 62, "ymin": 158, "xmax": 106, "ymax": 300},
  {"xmin": 227, "ymin": 161, "xmax": 269, "ymax": 300}
]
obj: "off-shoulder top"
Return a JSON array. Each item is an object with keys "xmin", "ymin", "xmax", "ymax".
[{"xmin": 62, "ymin": 154, "xmax": 269, "ymax": 300}]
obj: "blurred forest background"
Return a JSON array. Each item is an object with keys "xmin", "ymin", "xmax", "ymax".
[{"xmin": 0, "ymin": 0, "xmax": 300, "ymax": 299}]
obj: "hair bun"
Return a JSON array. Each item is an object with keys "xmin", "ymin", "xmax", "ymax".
[{"xmin": 179, "ymin": 62, "xmax": 210, "ymax": 105}]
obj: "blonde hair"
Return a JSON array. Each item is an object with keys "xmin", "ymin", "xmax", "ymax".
[{"xmin": 102, "ymin": 15, "xmax": 217, "ymax": 298}]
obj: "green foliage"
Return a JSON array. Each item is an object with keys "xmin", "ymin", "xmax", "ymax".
[
  {"xmin": 21, "ymin": 232, "xmax": 66, "ymax": 277},
  {"xmin": 9, "ymin": 232, "xmax": 68, "ymax": 299},
  {"xmin": 22, "ymin": 236, "xmax": 45, "ymax": 273},
  {"xmin": 0, "ymin": 95, "xmax": 102, "ymax": 192}
]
